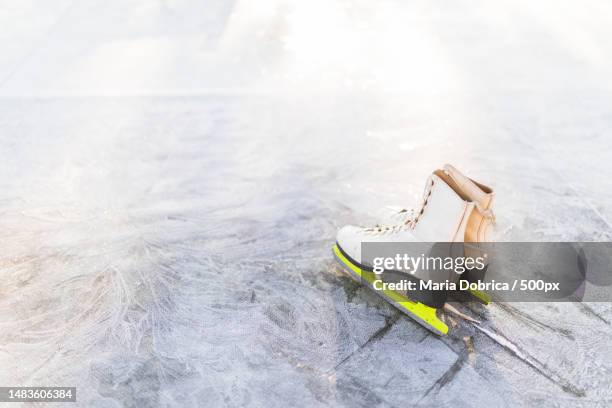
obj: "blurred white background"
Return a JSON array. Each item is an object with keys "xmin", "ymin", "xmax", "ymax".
[{"xmin": 2, "ymin": 0, "xmax": 612, "ymax": 95}]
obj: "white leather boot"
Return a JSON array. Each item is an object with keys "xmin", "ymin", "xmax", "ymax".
[
  {"xmin": 335, "ymin": 169, "xmax": 475, "ymax": 266},
  {"xmin": 375, "ymin": 164, "xmax": 495, "ymax": 303},
  {"xmin": 378, "ymin": 164, "xmax": 495, "ymax": 242},
  {"xmin": 333, "ymin": 168, "xmax": 477, "ymax": 335}
]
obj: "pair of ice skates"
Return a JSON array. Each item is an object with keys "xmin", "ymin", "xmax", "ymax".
[{"xmin": 333, "ymin": 164, "xmax": 495, "ymax": 335}]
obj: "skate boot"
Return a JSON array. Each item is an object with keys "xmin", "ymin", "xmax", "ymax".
[
  {"xmin": 377, "ymin": 164, "xmax": 495, "ymax": 303},
  {"xmin": 333, "ymin": 168, "xmax": 477, "ymax": 335}
]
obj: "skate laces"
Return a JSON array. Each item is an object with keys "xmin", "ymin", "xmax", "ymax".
[
  {"xmin": 389, "ymin": 179, "xmax": 495, "ymax": 226},
  {"xmin": 365, "ymin": 177, "xmax": 435, "ymax": 235},
  {"xmin": 383, "ymin": 207, "xmax": 414, "ymax": 224},
  {"xmin": 365, "ymin": 223, "xmax": 407, "ymax": 235},
  {"xmin": 404, "ymin": 176, "xmax": 435, "ymax": 229}
]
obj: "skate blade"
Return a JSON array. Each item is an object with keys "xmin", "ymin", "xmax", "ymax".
[
  {"xmin": 332, "ymin": 244, "xmax": 448, "ymax": 336},
  {"xmin": 469, "ymin": 289, "xmax": 491, "ymax": 305},
  {"xmin": 450, "ymin": 288, "xmax": 491, "ymax": 305}
]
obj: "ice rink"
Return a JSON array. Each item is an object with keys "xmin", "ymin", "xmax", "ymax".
[{"xmin": 1, "ymin": 1, "xmax": 612, "ymax": 406}]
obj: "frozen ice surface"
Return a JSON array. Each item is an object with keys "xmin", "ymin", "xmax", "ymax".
[{"xmin": 1, "ymin": 1, "xmax": 612, "ymax": 407}]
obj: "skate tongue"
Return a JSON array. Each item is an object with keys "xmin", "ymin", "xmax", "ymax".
[
  {"xmin": 443, "ymin": 164, "xmax": 472, "ymax": 191},
  {"xmin": 443, "ymin": 164, "xmax": 492, "ymax": 204}
]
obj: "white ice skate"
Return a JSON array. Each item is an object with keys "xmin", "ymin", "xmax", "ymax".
[
  {"xmin": 333, "ymin": 167, "xmax": 478, "ymax": 335},
  {"xmin": 376, "ymin": 164, "xmax": 496, "ymax": 303}
]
